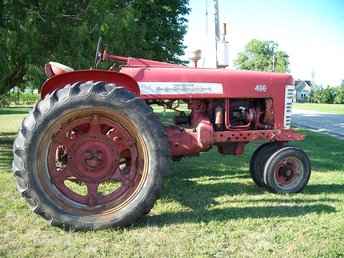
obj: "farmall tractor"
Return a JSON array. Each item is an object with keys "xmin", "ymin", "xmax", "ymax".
[{"xmin": 13, "ymin": 40, "xmax": 311, "ymax": 230}]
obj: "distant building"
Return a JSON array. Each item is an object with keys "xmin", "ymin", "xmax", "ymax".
[{"xmin": 295, "ymin": 80, "xmax": 312, "ymax": 102}]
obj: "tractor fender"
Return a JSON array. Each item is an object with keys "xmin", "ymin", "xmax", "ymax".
[{"xmin": 40, "ymin": 70, "xmax": 140, "ymax": 98}]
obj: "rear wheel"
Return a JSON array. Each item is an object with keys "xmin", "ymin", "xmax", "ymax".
[
  {"xmin": 249, "ymin": 142, "xmax": 281, "ymax": 187},
  {"xmin": 12, "ymin": 81, "xmax": 169, "ymax": 229},
  {"xmin": 263, "ymin": 146, "xmax": 311, "ymax": 193}
]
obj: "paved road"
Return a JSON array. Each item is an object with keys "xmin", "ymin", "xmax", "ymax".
[{"xmin": 292, "ymin": 109, "xmax": 344, "ymax": 139}]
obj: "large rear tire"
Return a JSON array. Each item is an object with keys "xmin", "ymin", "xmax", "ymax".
[{"xmin": 12, "ymin": 81, "xmax": 169, "ymax": 230}]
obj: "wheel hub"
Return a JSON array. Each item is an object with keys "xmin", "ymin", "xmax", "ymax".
[
  {"xmin": 71, "ymin": 138, "xmax": 119, "ymax": 182},
  {"xmin": 84, "ymin": 150, "xmax": 103, "ymax": 170},
  {"xmin": 275, "ymin": 158, "xmax": 301, "ymax": 187},
  {"xmin": 277, "ymin": 167, "xmax": 294, "ymax": 184}
]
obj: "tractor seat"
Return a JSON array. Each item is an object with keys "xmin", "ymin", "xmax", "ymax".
[{"xmin": 44, "ymin": 61, "xmax": 74, "ymax": 78}]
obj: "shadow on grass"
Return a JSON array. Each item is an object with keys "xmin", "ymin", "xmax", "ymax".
[
  {"xmin": 162, "ymin": 166, "xmax": 343, "ymax": 209},
  {"xmin": 136, "ymin": 140, "xmax": 342, "ymax": 227},
  {"xmin": 306, "ymin": 184, "xmax": 344, "ymax": 194},
  {"xmin": 293, "ymin": 129, "xmax": 344, "ymax": 172},
  {"xmin": 144, "ymin": 204, "xmax": 336, "ymax": 226},
  {"xmin": 137, "ymin": 171, "xmax": 339, "ymax": 227}
]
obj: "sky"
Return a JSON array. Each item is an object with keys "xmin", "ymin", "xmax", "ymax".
[{"xmin": 184, "ymin": 0, "xmax": 344, "ymax": 86}]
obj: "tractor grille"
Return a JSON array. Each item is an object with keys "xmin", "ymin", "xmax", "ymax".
[{"xmin": 284, "ymin": 85, "xmax": 295, "ymax": 128}]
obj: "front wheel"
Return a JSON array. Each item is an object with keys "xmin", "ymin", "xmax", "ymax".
[
  {"xmin": 249, "ymin": 142, "xmax": 281, "ymax": 187},
  {"xmin": 12, "ymin": 81, "xmax": 169, "ymax": 229},
  {"xmin": 263, "ymin": 146, "xmax": 311, "ymax": 193}
]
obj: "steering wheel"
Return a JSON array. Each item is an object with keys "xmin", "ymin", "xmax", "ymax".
[{"xmin": 94, "ymin": 36, "xmax": 102, "ymax": 68}]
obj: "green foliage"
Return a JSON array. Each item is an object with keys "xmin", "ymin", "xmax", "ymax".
[
  {"xmin": 234, "ymin": 39, "xmax": 289, "ymax": 72},
  {"xmin": 309, "ymin": 86, "xmax": 341, "ymax": 104},
  {"xmin": 334, "ymin": 87, "xmax": 344, "ymax": 104},
  {"xmin": 0, "ymin": 90, "xmax": 38, "ymax": 107},
  {"xmin": 0, "ymin": 0, "xmax": 190, "ymax": 97}
]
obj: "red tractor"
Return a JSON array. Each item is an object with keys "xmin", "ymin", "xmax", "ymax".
[{"xmin": 13, "ymin": 40, "xmax": 311, "ymax": 230}]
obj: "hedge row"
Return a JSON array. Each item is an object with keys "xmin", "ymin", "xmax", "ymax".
[
  {"xmin": 309, "ymin": 87, "xmax": 344, "ymax": 104},
  {"xmin": 0, "ymin": 92, "xmax": 38, "ymax": 107}
]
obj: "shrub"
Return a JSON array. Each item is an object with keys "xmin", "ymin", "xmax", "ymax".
[
  {"xmin": 320, "ymin": 87, "xmax": 336, "ymax": 104},
  {"xmin": 309, "ymin": 87, "xmax": 336, "ymax": 104},
  {"xmin": 334, "ymin": 87, "xmax": 344, "ymax": 104},
  {"xmin": 0, "ymin": 95, "xmax": 10, "ymax": 107},
  {"xmin": 1, "ymin": 90, "xmax": 38, "ymax": 107}
]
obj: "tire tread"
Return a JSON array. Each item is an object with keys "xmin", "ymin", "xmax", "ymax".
[{"xmin": 12, "ymin": 81, "xmax": 169, "ymax": 230}]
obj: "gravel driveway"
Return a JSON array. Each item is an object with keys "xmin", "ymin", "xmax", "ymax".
[{"xmin": 292, "ymin": 109, "xmax": 344, "ymax": 139}]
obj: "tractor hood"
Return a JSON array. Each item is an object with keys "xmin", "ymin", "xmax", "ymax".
[{"xmin": 120, "ymin": 66, "xmax": 293, "ymax": 100}]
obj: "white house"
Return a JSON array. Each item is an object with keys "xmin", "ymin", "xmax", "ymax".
[{"xmin": 295, "ymin": 80, "xmax": 312, "ymax": 102}]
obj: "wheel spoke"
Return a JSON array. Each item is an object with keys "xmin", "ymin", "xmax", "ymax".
[
  {"xmin": 87, "ymin": 183, "xmax": 99, "ymax": 206},
  {"xmin": 117, "ymin": 142, "xmax": 133, "ymax": 154},
  {"xmin": 89, "ymin": 115, "xmax": 102, "ymax": 135},
  {"xmin": 107, "ymin": 127, "xmax": 136, "ymax": 151},
  {"xmin": 52, "ymin": 131, "xmax": 73, "ymax": 147},
  {"xmin": 111, "ymin": 168, "xmax": 125, "ymax": 182},
  {"xmin": 50, "ymin": 168, "xmax": 72, "ymax": 186},
  {"xmin": 111, "ymin": 168, "xmax": 134, "ymax": 187}
]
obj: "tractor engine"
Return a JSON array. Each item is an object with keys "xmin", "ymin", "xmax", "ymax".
[
  {"xmin": 159, "ymin": 98, "xmax": 292, "ymax": 159},
  {"xmin": 211, "ymin": 99, "xmax": 274, "ymax": 131}
]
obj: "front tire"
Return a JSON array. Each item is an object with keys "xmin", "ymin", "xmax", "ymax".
[
  {"xmin": 12, "ymin": 81, "xmax": 169, "ymax": 229},
  {"xmin": 249, "ymin": 142, "xmax": 281, "ymax": 187},
  {"xmin": 263, "ymin": 146, "xmax": 311, "ymax": 193}
]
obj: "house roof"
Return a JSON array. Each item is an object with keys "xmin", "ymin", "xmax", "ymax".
[{"xmin": 295, "ymin": 80, "xmax": 312, "ymax": 91}]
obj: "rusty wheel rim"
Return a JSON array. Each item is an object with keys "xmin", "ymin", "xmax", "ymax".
[
  {"xmin": 36, "ymin": 108, "xmax": 148, "ymax": 215},
  {"xmin": 273, "ymin": 157, "xmax": 304, "ymax": 190}
]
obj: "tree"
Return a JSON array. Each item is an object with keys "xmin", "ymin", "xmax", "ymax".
[
  {"xmin": 310, "ymin": 87, "xmax": 336, "ymax": 104},
  {"xmin": 0, "ymin": 0, "xmax": 190, "ymax": 98},
  {"xmin": 320, "ymin": 87, "xmax": 336, "ymax": 104},
  {"xmin": 234, "ymin": 39, "xmax": 289, "ymax": 72},
  {"xmin": 334, "ymin": 87, "xmax": 344, "ymax": 104}
]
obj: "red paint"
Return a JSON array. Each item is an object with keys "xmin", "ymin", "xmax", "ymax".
[
  {"xmin": 40, "ymin": 54, "xmax": 302, "ymax": 160},
  {"xmin": 120, "ymin": 67, "xmax": 292, "ymax": 129},
  {"xmin": 213, "ymin": 129, "xmax": 304, "ymax": 143},
  {"xmin": 166, "ymin": 123, "xmax": 304, "ymax": 158},
  {"xmin": 41, "ymin": 70, "xmax": 140, "ymax": 98},
  {"xmin": 167, "ymin": 101, "xmax": 214, "ymax": 157},
  {"xmin": 103, "ymin": 51, "xmax": 183, "ymax": 68},
  {"xmin": 166, "ymin": 127, "xmax": 202, "ymax": 157},
  {"xmin": 48, "ymin": 114, "xmax": 139, "ymax": 206},
  {"xmin": 41, "ymin": 56, "xmax": 292, "ymax": 130},
  {"xmin": 274, "ymin": 158, "xmax": 302, "ymax": 187}
]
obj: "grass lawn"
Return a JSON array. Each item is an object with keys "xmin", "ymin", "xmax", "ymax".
[
  {"xmin": 294, "ymin": 103, "xmax": 344, "ymax": 114},
  {"xmin": 1, "ymin": 106, "xmax": 344, "ymax": 258}
]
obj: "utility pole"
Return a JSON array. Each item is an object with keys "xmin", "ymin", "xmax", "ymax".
[
  {"xmin": 214, "ymin": 0, "xmax": 220, "ymax": 67},
  {"xmin": 202, "ymin": 0, "xmax": 229, "ymax": 68},
  {"xmin": 214, "ymin": 0, "xmax": 229, "ymax": 68},
  {"xmin": 272, "ymin": 46, "xmax": 276, "ymax": 72}
]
